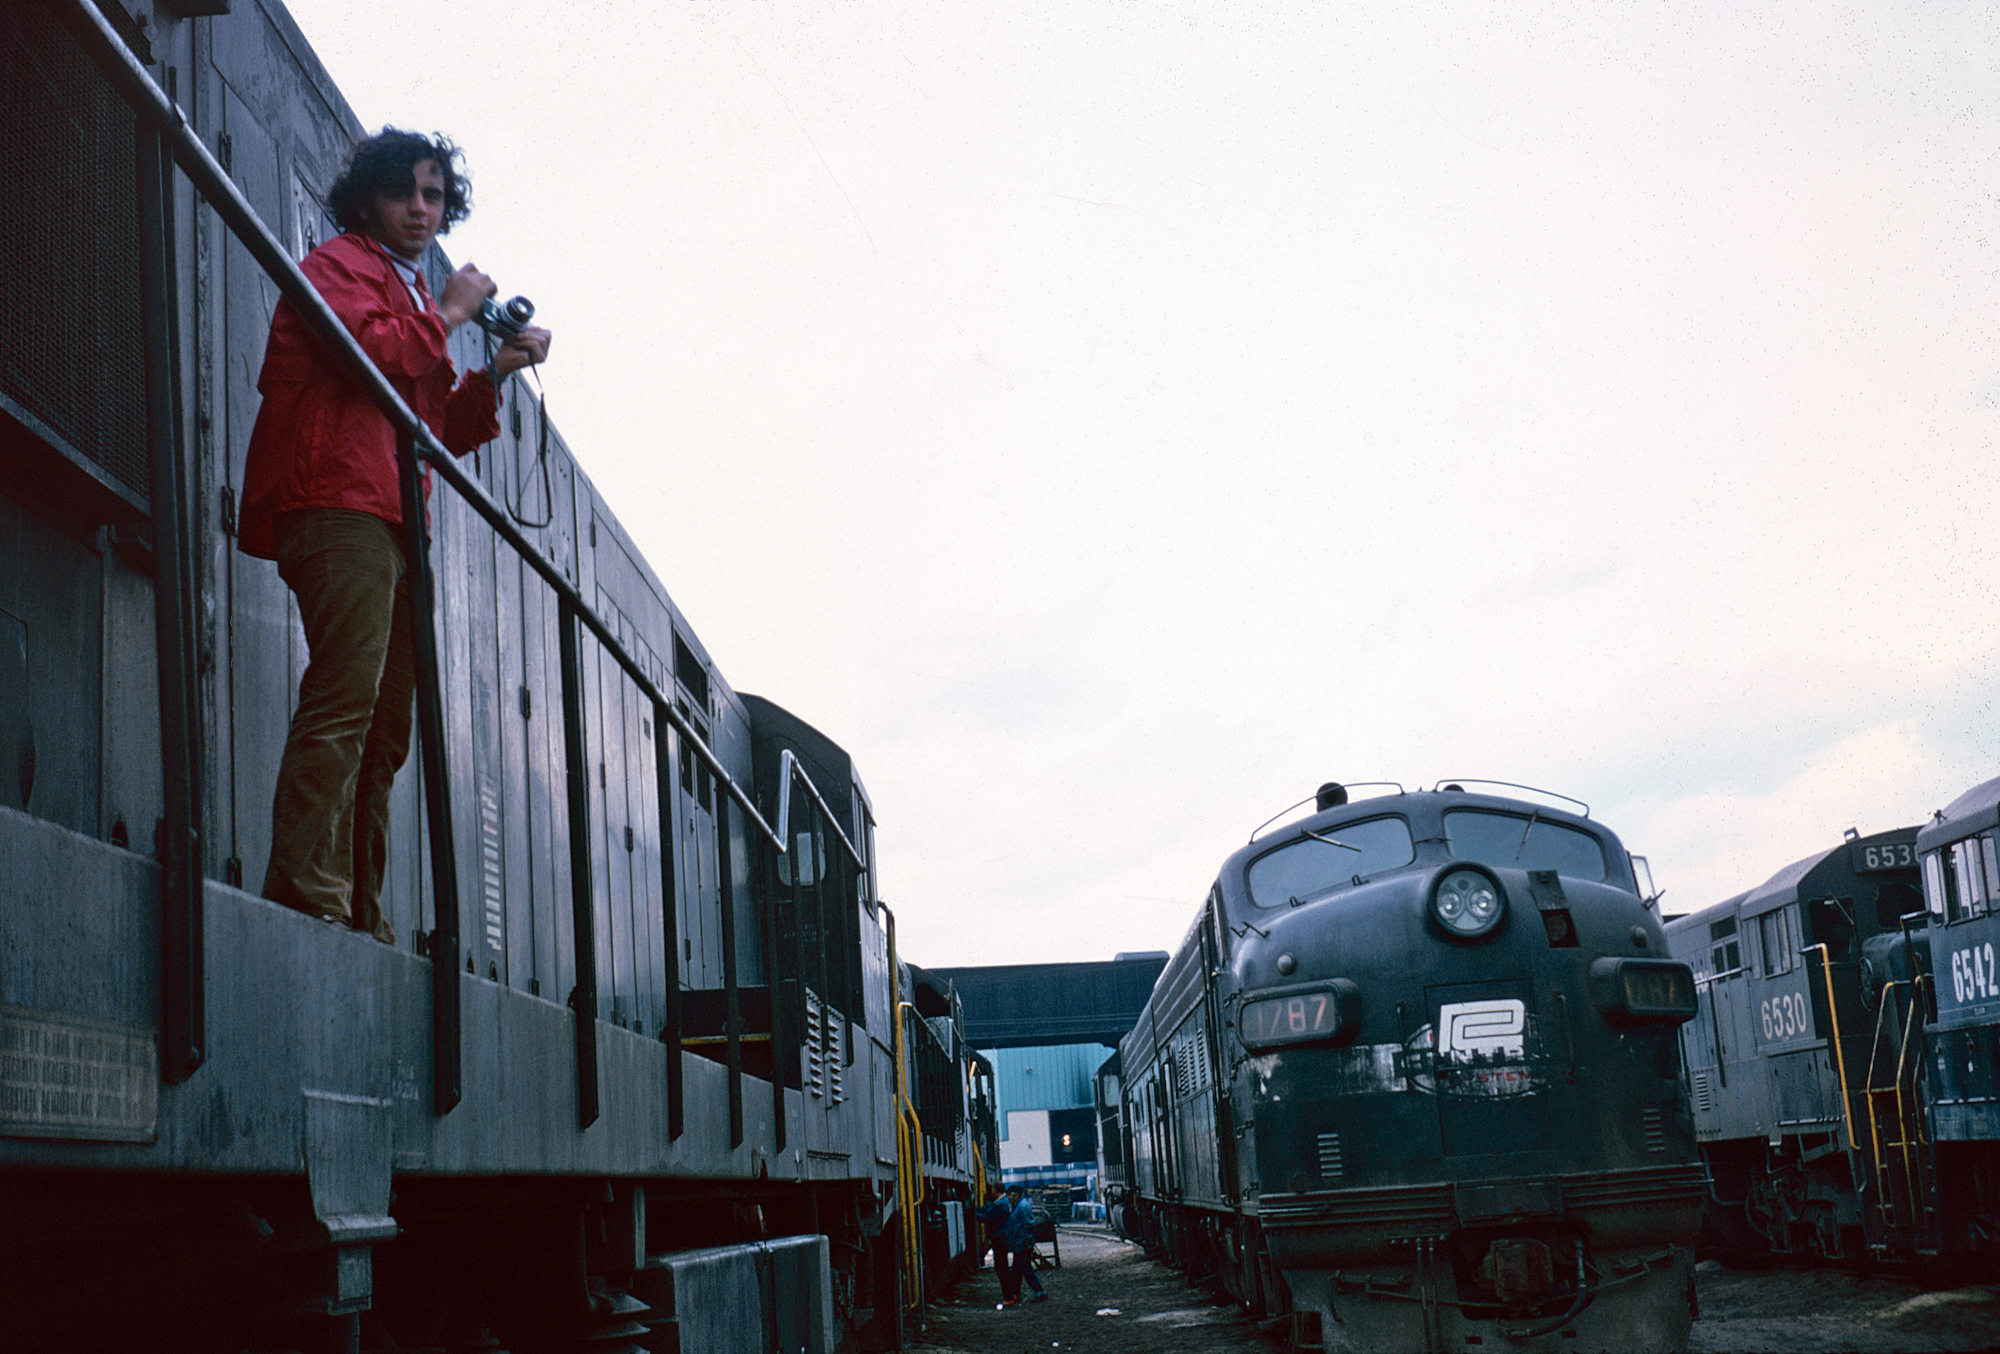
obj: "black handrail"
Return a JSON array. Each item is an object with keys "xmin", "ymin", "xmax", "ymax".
[
  {"xmin": 56, "ymin": 0, "xmax": 786, "ymax": 853},
  {"xmin": 60, "ymin": 0, "xmax": 868, "ymax": 1131}
]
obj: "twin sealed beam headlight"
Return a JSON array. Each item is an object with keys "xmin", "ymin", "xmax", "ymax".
[
  {"xmin": 1589, "ymin": 957, "xmax": 1699, "ymax": 1024},
  {"xmin": 1429, "ymin": 865, "xmax": 1507, "ymax": 941}
]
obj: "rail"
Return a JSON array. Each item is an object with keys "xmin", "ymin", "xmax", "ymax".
[{"xmin": 62, "ymin": 0, "xmax": 861, "ymax": 1129}]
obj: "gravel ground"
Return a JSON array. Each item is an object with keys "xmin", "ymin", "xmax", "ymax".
[{"xmin": 912, "ymin": 1229, "xmax": 2000, "ymax": 1354}]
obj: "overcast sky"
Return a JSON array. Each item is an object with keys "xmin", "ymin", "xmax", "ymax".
[{"xmin": 283, "ymin": 0, "xmax": 2000, "ymax": 966}]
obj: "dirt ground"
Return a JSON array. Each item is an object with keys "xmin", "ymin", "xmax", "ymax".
[
  {"xmin": 912, "ymin": 1229, "xmax": 2000, "ymax": 1354},
  {"xmin": 911, "ymin": 1227, "xmax": 1278, "ymax": 1354},
  {"xmin": 1688, "ymin": 1258, "xmax": 2000, "ymax": 1354}
]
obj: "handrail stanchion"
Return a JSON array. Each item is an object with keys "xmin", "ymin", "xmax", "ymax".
[
  {"xmin": 398, "ymin": 434, "xmax": 463, "ymax": 1114},
  {"xmin": 762, "ymin": 832, "xmax": 787, "ymax": 1152},
  {"xmin": 558, "ymin": 601, "xmax": 600, "ymax": 1127},
  {"xmin": 137, "ymin": 117, "xmax": 205, "ymax": 1085},
  {"xmin": 718, "ymin": 793, "xmax": 743, "ymax": 1148},
  {"xmin": 653, "ymin": 704, "xmax": 683, "ymax": 1140}
]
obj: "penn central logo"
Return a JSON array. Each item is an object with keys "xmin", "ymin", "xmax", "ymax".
[{"xmin": 1438, "ymin": 999, "xmax": 1527, "ymax": 1060}]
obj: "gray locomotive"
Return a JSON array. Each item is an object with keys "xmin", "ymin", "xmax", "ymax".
[
  {"xmin": 1666, "ymin": 777, "xmax": 2000, "ymax": 1265},
  {"xmin": 1102, "ymin": 782, "xmax": 1704, "ymax": 1353},
  {"xmin": 0, "ymin": 2, "xmax": 993, "ymax": 1349}
]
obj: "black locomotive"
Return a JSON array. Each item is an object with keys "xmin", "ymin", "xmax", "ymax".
[
  {"xmin": 1666, "ymin": 777, "xmax": 2000, "ymax": 1264},
  {"xmin": 1102, "ymin": 781, "xmax": 1704, "ymax": 1353},
  {"xmin": 0, "ymin": 2, "xmax": 993, "ymax": 1349}
]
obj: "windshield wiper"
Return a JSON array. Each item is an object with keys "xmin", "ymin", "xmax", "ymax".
[
  {"xmin": 1303, "ymin": 827, "xmax": 1363, "ymax": 853},
  {"xmin": 1514, "ymin": 808, "xmax": 1540, "ymax": 861}
]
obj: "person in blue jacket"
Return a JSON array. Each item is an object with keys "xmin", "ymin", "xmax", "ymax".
[{"xmin": 974, "ymin": 1184, "xmax": 1047, "ymax": 1305}]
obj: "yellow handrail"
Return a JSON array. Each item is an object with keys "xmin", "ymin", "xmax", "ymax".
[
  {"xmin": 886, "ymin": 906, "xmax": 925, "ymax": 1319},
  {"xmin": 1808, "ymin": 943, "xmax": 1858, "ymax": 1153},
  {"xmin": 1890, "ymin": 978, "xmax": 1926, "ymax": 1222},
  {"xmin": 1860, "ymin": 976, "xmax": 1897, "ymax": 1219}
]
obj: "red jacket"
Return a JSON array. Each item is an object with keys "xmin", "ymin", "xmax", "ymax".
[{"xmin": 238, "ymin": 231, "xmax": 499, "ymax": 560}]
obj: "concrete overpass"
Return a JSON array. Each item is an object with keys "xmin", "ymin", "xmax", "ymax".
[{"xmin": 927, "ymin": 953, "xmax": 1167, "ymax": 1051}]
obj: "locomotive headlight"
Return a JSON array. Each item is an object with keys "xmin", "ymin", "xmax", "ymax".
[
  {"xmin": 1429, "ymin": 866, "xmax": 1507, "ymax": 941},
  {"xmin": 1589, "ymin": 957, "xmax": 1699, "ymax": 1024}
]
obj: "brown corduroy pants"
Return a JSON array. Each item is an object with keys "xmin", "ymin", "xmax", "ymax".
[{"xmin": 262, "ymin": 508, "xmax": 413, "ymax": 944}]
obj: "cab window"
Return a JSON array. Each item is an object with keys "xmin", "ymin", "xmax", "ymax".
[
  {"xmin": 1246, "ymin": 816, "xmax": 1414, "ymax": 909},
  {"xmin": 1926, "ymin": 835, "xmax": 2000, "ymax": 924},
  {"xmin": 1709, "ymin": 916, "xmax": 1742, "ymax": 977},
  {"xmin": 1443, "ymin": 810, "xmax": 1608, "ymax": 881},
  {"xmin": 1758, "ymin": 907, "xmax": 1796, "ymax": 977}
]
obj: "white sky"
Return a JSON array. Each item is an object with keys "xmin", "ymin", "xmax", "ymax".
[{"xmin": 281, "ymin": 0, "xmax": 2000, "ymax": 966}]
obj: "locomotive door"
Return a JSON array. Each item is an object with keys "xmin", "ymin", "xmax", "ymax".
[
  {"xmin": 1152, "ymin": 1068, "xmax": 1180, "ymax": 1201},
  {"xmin": 216, "ymin": 87, "xmax": 295, "ymax": 893},
  {"xmin": 1423, "ymin": 978, "xmax": 1551, "ymax": 1156},
  {"xmin": 672, "ymin": 702, "xmax": 719, "ymax": 992},
  {"xmin": 1200, "ymin": 896, "xmax": 1237, "ymax": 1202}
]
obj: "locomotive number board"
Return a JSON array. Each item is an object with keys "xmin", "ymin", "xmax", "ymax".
[
  {"xmin": 1241, "ymin": 991, "xmax": 1341, "ymax": 1046},
  {"xmin": 1852, "ymin": 841, "xmax": 1915, "ymax": 873}
]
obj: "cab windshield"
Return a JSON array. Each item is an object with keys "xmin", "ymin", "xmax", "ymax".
[
  {"xmin": 1444, "ymin": 809, "xmax": 1608, "ymax": 881},
  {"xmin": 1246, "ymin": 816, "xmax": 1415, "ymax": 909}
]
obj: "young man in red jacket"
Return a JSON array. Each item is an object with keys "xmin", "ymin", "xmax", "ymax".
[{"xmin": 239, "ymin": 128, "xmax": 550, "ymax": 943}]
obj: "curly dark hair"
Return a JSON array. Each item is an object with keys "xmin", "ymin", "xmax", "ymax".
[{"xmin": 326, "ymin": 127, "xmax": 472, "ymax": 237}]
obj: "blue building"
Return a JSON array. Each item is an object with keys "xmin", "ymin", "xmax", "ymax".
[{"xmin": 981, "ymin": 1042, "xmax": 1115, "ymax": 1192}]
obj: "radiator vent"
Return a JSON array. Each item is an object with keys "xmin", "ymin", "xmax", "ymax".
[
  {"xmin": 0, "ymin": 5, "xmax": 148, "ymax": 506},
  {"xmin": 1318, "ymin": 1132, "xmax": 1344, "ymax": 1181},
  {"xmin": 1642, "ymin": 1106, "xmax": 1666, "ymax": 1154},
  {"xmin": 1692, "ymin": 1070, "xmax": 1712, "ymax": 1114}
]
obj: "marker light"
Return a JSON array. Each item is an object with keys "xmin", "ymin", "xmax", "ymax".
[{"xmin": 1430, "ymin": 866, "xmax": 1507, "ymax": 941}]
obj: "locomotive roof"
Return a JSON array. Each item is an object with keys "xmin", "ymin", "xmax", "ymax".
[
  {"xmin": 1663, "ymin": 889, "xmax": 1751, "ymax": 935},
  {"xmin": 1244, "ymin": 784, "xmax": 1602, "ymax": 850},
  {"xmin": 1736, "ymin": 849, "xmax": 1836, "ymax": 916},
  {"xmin": 1917, "ymin": 775, "xmax": 2000, "ymax": 853},
  {"xmin": 1665, "ymin": 825, "xmax": 1919, "ymax": 931}
]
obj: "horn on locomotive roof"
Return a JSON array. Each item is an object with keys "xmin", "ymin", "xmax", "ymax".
[{"xmin": 1316, "ymin": 782, "xmax": 1348, "ymax": 811}]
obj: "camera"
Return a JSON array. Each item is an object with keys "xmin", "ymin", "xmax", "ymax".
[{"xmin": 475, "ymin": 294, "xmax": 534, "ymax": 342}]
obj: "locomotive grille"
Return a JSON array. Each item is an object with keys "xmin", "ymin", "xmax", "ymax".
[
  {"xmin": 1317, "ymin": 1132, "xmax": 1344, "ymax": 1181},
  {"xmin": 1692, "ymin": 1070, "xmax": 1712, "ymax": 1114},
  {"xmin": 0, "ymin": 5, "xmax": 148, "ymax": 504},
  {"xmin": 1642, "ymin": 1107, "xmax": 1666, "ymax": 1153}
]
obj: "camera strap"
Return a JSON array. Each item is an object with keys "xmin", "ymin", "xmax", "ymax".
[{"xmin": 481, "ymin": 327, "xmax": 555, "ymax": 530}]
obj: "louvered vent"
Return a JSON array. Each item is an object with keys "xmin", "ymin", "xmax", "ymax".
[
  {"xmin": 806, "ymin": 992, "xmax": 826, "ymax": 1098},
  {"xmin": 1692, "ymin": 1070, "xmax": 1712, "ymax": 1114},
  {"xmin": 827, "ymin": 1009, "xmax": 845, "ymax": 1104},
  {"xmin": 479, "ymin": 776, "xmax": 504, "ymax": 958},
  {"xmin": 1318, "ymin": 1132, "xmax": 1344, "ymax": 1181},
  {"xmin": 1642, "ymin": 1106, "xmax": 1666, "ymax": 1154}
]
